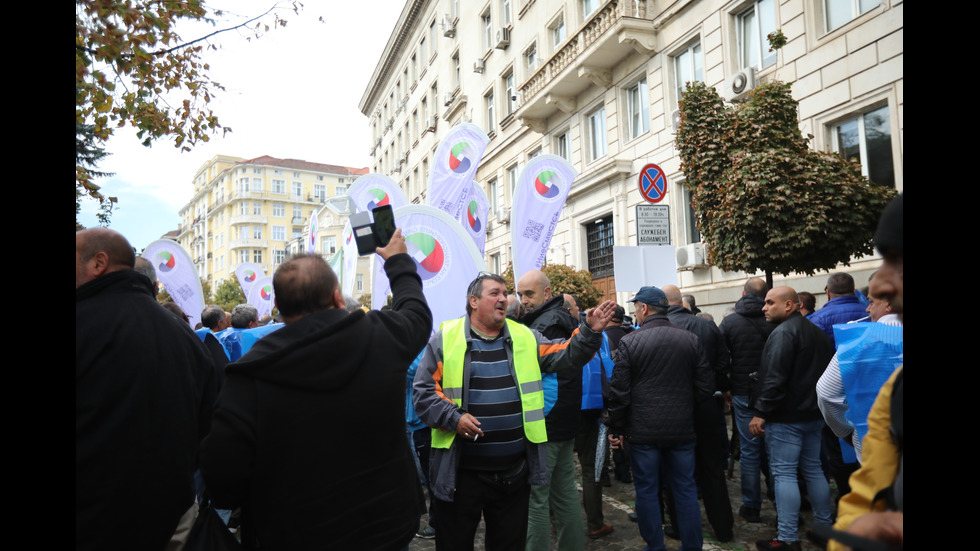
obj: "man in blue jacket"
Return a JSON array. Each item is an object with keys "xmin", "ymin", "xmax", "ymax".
[{"xmin": 808, "ymin": 272, "xmax": 868, "ymax": 346}]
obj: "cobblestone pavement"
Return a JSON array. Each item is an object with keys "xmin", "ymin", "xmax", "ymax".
[{"xmin": 410, "ymin": 433, "xmax": 835, "ymax": 550}]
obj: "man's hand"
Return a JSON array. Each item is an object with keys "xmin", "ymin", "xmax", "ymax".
[
  {"xmin": 845, "ymin": 511, "xmax": 903, "ymax": 551},
  {"xmin": 749, "ymin": 416, "xmax": 766, "ymax": 437},
  {"xmin": 376, "ymin": 228, "xmax": 407, "ymax": 260},
  {"xmin": 608, "ymin": 434, "xmax": 623, "ymax": 450},
  {"xmin": 456, "ymin": 413, "xmax": 484, "ymax": 440},
  {"xmin": 586, "ymin": 300, "xmax": 617, "ymax": 332}
]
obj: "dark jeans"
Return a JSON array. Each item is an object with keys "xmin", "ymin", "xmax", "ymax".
[
  {"xmin": 632, "ymin": 441, "xmax": 703, "ymax": 551},
  {"xmin": 431, "ymin": 468, "xmax": 530, "ymax": 551},
  {"xmin": 575, "ymin": 417, "xmax": 606, "ymax": 531},
  {"xmin": 412, "ymin": 429, "xmax": 436, "ymax": 526}
]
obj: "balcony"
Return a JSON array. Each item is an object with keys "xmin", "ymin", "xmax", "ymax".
[
  {"xmin": 230, "ymin": 214, "xmax": 268, "ymax": 225},
  {"xmin": 229, "ymin": 238, "xmax": 269, "ymax": 250},
  {"xmin": 517, "ymin": 0, "xmax": 656, "ymax": 132}
]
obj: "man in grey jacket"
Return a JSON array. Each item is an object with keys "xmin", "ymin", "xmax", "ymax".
[{"xmin": 413, "ymin": 272, "xmax": 614, "ymax": 550}]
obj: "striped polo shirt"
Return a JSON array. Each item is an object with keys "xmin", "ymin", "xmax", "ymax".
[{"xmin": 458, "ymin": 330, "xmax": 526, "ymax": 471}]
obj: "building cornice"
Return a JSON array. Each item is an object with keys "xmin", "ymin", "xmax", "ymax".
[{"xmin": 359, "ymin": 0, "xmax": 429, "ymax": 116}]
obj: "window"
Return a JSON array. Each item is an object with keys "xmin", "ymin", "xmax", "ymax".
[
  {"xmin": 503, "ymin": 71, "xmax": 516, "ymax": 116},
  {"xmin": 488, "ymin": 178, "xmax": 499, "ymax": 213},
  {"xmin": 673, "ymin": 41, "xmax": 703, "ymax": 103},
  {"xmin": 680, "ymin": 183, "xmax": 701, "ymax": 243},
  {"xmin": 252, "ymin": 178, "xmax": 262, "ymax": 193},
  {"xmin": 525, "ymin": 43, "xmax": 538, "ymax": 73},
  {"xmin": 833, "ymin": 105, "xmax": 895, "ymax": 188},
  {"xmin": 528, "ymin": 147, "xmax": 541, "ymax": 159},
  {"xmin": 253, "ymin": 249, "xmax": 263, "ymax": 264},
  {"xmin": 586, "ymin": 217, "xmax": 614, "ymax": 278},
  {"xmin": 583, "ymin": 0, "xmax": 599, "ymax": 17},
  {"xmin": 482, "ymin": 9, "xmax": 492, "ymax": 50},
  {"xmin": 292, "ymin": 205, "xmax": 302, "ymax": 220},
  {"xmin": 551, "ymin": 14, "xmax": 566, "ymax": 48},
  {"xmin": 420, "ymin": 36, "xmax": 427, "ymax": 63},
  {"xmin": 272, "ymin": 225, "xmax": 286, "ymax": 241},
  {"xmin": 272, "ymin": 179, "xmax": 285, "ymax": 194},
  {"xmin": 490, "ymin": 252, "xmax": 501, "ymax": 274},
  {"xmin": 239, "ymin": 250, "xmax": 250, "ymax": 264},
  {"xmin": 315, "ymin": 174, "xmax": 323, "ymax": 181},
  {"xmin": 292, "ymin": 182, "xmax": 303, "ymax": 197},
  {"xmin": 239, "ymin": 201, "xmax": 249, "ymax": 215},
  {"xmin": 429, "ymin": 20, "xmax": 437, "ymax": 57},
  {"xmin": 252, "ymin": 225, "xmax": 263, "ymax": 239},
  {"xmin": 587, "ymin": 106, "xmax": 607, "ymax": 161},
  {"xmin": 273, "ymin": 249, "xmax": 286, "ymax": 265},
  {"xmin": 239, "ymin": 226, "xmax": 249, "ymax": 241},
  {"xmin": 824, "ymin": 0, "xmax": 879, "ymax": 32},
  {"xmin": 625, "ymin": 78, "xmax": 650, "ymax": 140},
  {"xmin": 555, "ymin": 130, "xmax": 571, "ymax": 161},
  {"xmin": 252, "ymin": 202, "xmax": 262, "ymax": 215},
  {"xmin": 737, "ymin": 0, "xmax": 777, "ymax": 69},
  {"xmin": 356, "ymin": 274, "xmax": 364, "ymax": 292},
  {"xmin": 313, "ymin": 184, "xmax": 326, "ymax": 200},
  {"xmin": 273, "ymin": 203, "xmax": 285, "ymax": 217},
  {"xmin": 507, "ymin": 164, "xmax": 519, "ymax": 197},
  {"xmin": 322, "ymin": 236, "xmax": 337, "ymax": 254},
  {"xmin": 293, "ymin": 227, "xmax": 303, "ymax": 239},
  {"xmin": 253, "ymin": 168, "xmax": 262, "ymax": 175},
  {"xmin": 485, "ymin": 90, "xmax": 496, "ymax": 132},
  {"xmin": 452, "ymin": 52, "xmax": 461, "ymax": 89},
  {"xmin": 274, "ymin": 170, "xmax": 283, "ymax": 176},
  {"xmin": 335, "ymin": 185, "xmax": 348, "ymax": 196},
  {"xmin": 502, "ymin": 0, "xmax": 511, "ymax": 26},
  {"xmin": 237, "ymin": 178, "xmax": 250, "ymax": 193}
]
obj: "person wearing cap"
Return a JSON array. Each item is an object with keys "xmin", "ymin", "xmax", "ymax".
[{"xmin": 606, "ymin": 286, "xmax": 714, "ymax": 551}]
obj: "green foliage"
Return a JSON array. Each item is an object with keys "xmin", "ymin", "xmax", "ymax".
[
  {"xmin": 501, "ymin": 263, "xmax": 603, "ymax": 309},
  {"xmin": 157, "ymin": 285, "xmax": 172, "ymax": 304},
  {"xmin": 676, "ymin": 81, "xmax": 896, "ymax": 277},
  {"xmin": 75, "ymin": 0, "xmax": 300, "ymax": 216},
  {"xmin": 213, "ymin": 278, "xmax": 246, "ymax": 312},
  {"xmin": 767, "ymin": 29, "xmax": 788, "ymax": 51},
  {"xmin": 76, "ymin": 123, "xmax": 116, "ymax": 226}
]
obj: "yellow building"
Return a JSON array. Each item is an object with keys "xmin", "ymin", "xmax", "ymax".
[{"xmin": 178, "ymin": 155, "xmax": 368, "ymax": 289}]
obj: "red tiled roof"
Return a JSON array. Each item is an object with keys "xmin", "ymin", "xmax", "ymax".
[{"xmin": 238, "ymin": 155, "xmax": 368, "ymax": 176}]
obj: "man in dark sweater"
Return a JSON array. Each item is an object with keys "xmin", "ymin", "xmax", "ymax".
[
  {"xmin": 201, "ymin": 229, "xmax": 432, "ymax": 550},
  {"xmin": 719, "ymin": 277, "xmax": 774, "ymax": 523},
  {"xmin": 76, "ymin": 228, "xmax": 216, "ymax": 551},
  {"xmin": 516, "ymin": 269, "xmax": 586, "ymax": 550}
]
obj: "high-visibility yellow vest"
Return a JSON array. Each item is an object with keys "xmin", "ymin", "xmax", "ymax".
[{"xmin": 431, "ymin": 317, "xmax": 548, "ymax": 449}]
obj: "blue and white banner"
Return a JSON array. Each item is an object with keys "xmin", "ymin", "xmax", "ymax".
[
  {"xmin": 372, "ymin": 205, "xmax": 487, "ymax": 331},
  {"xmin": 459, "ymin": 180, "xmax": 490, "ymax": 256},
  {"xmin": 510, "ymin": 154, "xmax": 577, "ymax": 282},
  {"xmin": 246, "ymin": 275, "xmax": 275, "ymax": 319},
  {"xmin": 234, "ymin": 263, "xmax": 265, "ymax": 300},
  {"xmin": 428, "ymin": 123, "xmax": 490, "ymax": 222},
  {"xmin": 347, "ymin": 173, "xmax": 409, "ymax": 213},
  {"xmin": 142, "ymin": 239, "xmax": 206, "ymax": 327}
]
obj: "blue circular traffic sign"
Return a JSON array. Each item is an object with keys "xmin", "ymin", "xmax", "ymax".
[{"xmin": 638, "ymin": 163, "xmax": 667, "ymax": 203}]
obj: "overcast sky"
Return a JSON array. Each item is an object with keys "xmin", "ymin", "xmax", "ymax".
[{"xmin": 78, "ymin": 1, "xmax": 406, "ymax": 251}]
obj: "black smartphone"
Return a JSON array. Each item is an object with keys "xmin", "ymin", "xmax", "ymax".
[{"xmin": 372, "ymin": 205, "xmax": 395, "ymax": 248}]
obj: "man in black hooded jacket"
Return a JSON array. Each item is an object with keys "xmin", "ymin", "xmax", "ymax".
[{"xmin": 201, "ymin": 229, "xmax": 432, "ymax": 550}]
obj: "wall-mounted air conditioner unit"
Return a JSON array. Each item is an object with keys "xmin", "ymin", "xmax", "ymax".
[
  {"xmin": 474, "ymin": 59, "xmax": 485, "ymax": 73},
  {"xmin": 721, "ymin": 67, "xmax": 756, "ymax": 103},
  {"xmin": 443, "ymin": 92, "xmax": 454, "ymax": 106},
  {"xmin": 441, "ymin": 14, "xmax": 456, "ymax": 38},
  {"xmin": 676, "ymin": 243, "xmax": 709, "ymax": 270},
  {"xmin": 495, "ymin": 27, "xmax": 511, "ymax": 49},
  {"xmin": 671, "ymin": 109, "xmax": 682, "ymax": 133},
  {"xmin": 497, "ymin": 207, "xmax": 511, "ymax": 224}
]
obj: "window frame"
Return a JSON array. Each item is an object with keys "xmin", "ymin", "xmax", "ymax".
[
  {"xmin": 736, "ymin": 0, "xmax": 778, "ymax": 70},
  {"xmin": 625, "ymin": 77, "xmax": 650, "ymax": 141},
  {"xmin": 586, "ymin": 105, "xmax": 607, "ymax": 162}
]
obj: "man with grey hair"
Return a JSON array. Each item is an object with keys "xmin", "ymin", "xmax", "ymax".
[{"xmin": 230, "ymin": 304, "xmax": 259, "ymax": 329}]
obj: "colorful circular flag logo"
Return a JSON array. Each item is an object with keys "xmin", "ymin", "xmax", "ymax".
[
  {"xmin": 449, "ymin": 142, "xmax": 473, "ymax": 174},
  {"xmin": 157, "ymin": 251, "xmax": 176, "ymax": 273},
  {"xmin": 534, "ymin": 170, "xmax": 561, "ymax": 199},
  {"xmin": 260, "ymin": 285, "xmax": 273, "ymax": 301},
  {"xmin": 466, "ymin": 200, "xmax": 482, "ymax": 233},
  {"xmin": 244, "ymin": 270, "xmax": 256, "ymax": 282},
  {"xmin": 367, "ymin": 188, "xmax": 390, "ymax": 210},
  {"xmin": 406, "ymin": 231, "xmax": 446, "ymax": 283}
]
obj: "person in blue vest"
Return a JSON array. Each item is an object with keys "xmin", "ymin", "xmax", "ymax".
[{"xmin": 413, "ymin": 272, "xmax": 615, "ymax": 551}]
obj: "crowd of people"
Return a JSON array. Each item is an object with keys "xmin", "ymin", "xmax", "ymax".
[{"xmin": 76, "ymin": 196, "xmax": 902, "ymax": 551}]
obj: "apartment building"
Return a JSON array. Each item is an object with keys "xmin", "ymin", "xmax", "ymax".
[
  {"xmin": 360, "ymin": 0, "xmax": 902, "ymax": 314},
  {"xmin": 178, "ymin": 155, "xmax": 369, "ymax": 288}
]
